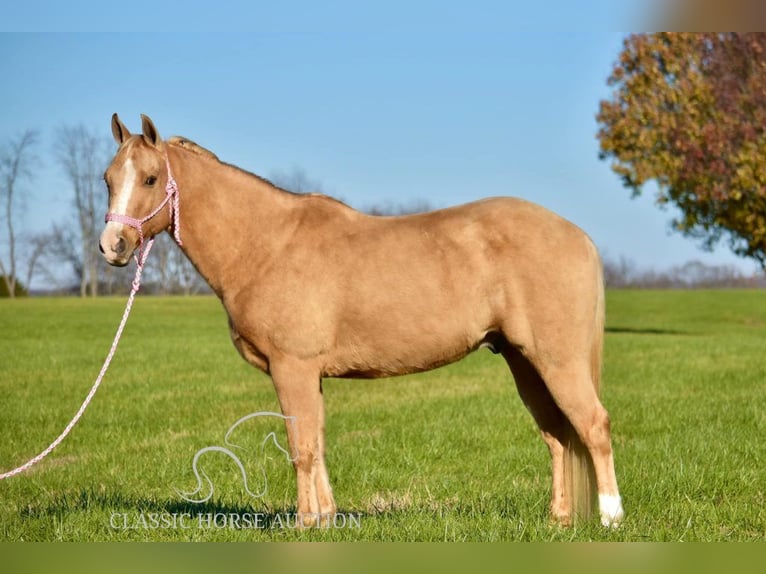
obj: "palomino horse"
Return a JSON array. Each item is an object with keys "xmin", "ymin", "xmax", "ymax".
[{"xmin": 99, "ymin": 114, "xmax": 624, "ymax": 528}]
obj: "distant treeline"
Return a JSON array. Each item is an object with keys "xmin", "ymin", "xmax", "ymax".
[
  {"xmin": 603, "ymin": 256, "xmax": 766, "ymax": 289},
  {"xmin": 23, "ymin": 255, "xmax": 766, "ymax": 297}
]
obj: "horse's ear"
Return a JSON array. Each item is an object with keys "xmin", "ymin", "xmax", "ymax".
[
  {"xmin": 140, "ymin": 114, "xmax": 162, "ymax": 148},
  {"xmin": 111, "ymin": 113, "xmax": 131, "ymax": 145}
]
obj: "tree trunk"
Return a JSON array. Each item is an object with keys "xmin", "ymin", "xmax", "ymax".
[{"xmin": 1, "ymin": 130, "xmax": 38, "ymax": 298}]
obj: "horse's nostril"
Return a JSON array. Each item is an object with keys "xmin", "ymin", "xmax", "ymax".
[
  {"xmin": 98, "ymin": 241, "xmax": 105, "ymax": 254},
  {"xmin": 115, "ymin": 236, "xmax": 126, "ymax": 255}
]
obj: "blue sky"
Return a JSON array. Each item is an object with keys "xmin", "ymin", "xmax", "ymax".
[{"xmin": 1, "ymin": 4, "xmax": 759, "ymax": 289}]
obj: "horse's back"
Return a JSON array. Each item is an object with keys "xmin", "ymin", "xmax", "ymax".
[
  {"xmin": 336, "ymin": 195, "xmax": 599, "ymax": 288},
  {"xmin": 301, "ymin": 195, "xmax": 603, "ymax": 377}
]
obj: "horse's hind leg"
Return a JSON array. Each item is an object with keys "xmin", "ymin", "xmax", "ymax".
[
  {"xmin": 270, "ymin": 358, "xmax": 337, "ymax": 527},
  {"xmin": 534, "ymin": 359, "xmax": 623, "ymax": 527},
  {"xmin": 502, "ymin": 344, "xmax": 572, "ymax": 524}
]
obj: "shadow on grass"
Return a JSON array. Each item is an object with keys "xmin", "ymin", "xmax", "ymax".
[
  {"xmin": 606, "ymin": 326, "xmax": 692, "ymax": 336},
  {"xmin": 17, "ymin": 486, "xmax": 527, "ymax": 523},
  {"xmin": 20, "ymin": 489, "xmax": 257, "ymax": 518},
  {"xmin": 18, "ymin": 488, "xmax": 368, "ymax": 529}
]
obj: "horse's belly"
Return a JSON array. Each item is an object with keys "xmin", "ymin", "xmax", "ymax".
[{"xmin": 322, "ymin": 324, "xmax": 491, "ymax": 379}]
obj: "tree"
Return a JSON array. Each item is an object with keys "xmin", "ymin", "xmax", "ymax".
[
  {"xmin": 269, "ymin": 166, "xmax": 325, "ymax": 195},
  {"xmin": 0, "ymin": 130, "xmax": 38, "ymax": 298},
  {"xmin": 364, "ymin": 199, "xmax": 433, "ymax": 216},
  {"xmin": 270, "ymin": 165, "xmax": 433, "ymax": 216},
  {"xmin": 144, "ymin": 233, "xmax": 208, "ymax": 295},
  {"xmin": 53, "ymin": 124, "xmax": 112, "ymax": 296},
  {"xmin": 20, "ymin": 230, "xmax": 53, "ymax": 294},
  {"xmin": 0, "ymin": 275, "xmax": 27, "ymax": 296},
  {"xmin": 597, "ymin": 33, "xmax": 766, "ymax": 269}
]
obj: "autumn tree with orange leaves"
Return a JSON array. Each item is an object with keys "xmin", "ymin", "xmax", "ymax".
[{"xmin": 597, "ymin": 33, "xmax": 766, "ymax": 269}]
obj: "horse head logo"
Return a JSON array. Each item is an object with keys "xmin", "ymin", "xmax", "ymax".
[{"xmin": 175, "ymin": 412, "xmax": 297, "ymax": 504}]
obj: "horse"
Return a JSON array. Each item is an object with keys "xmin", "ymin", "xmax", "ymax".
[{"xmin": 99, "ymin": 114, "xmax": 623, "ymax": 528}]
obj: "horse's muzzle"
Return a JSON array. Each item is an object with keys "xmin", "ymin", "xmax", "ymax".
[{"xmin": 99, "ymin": 226, "xmax": 133, "ymax": 267}]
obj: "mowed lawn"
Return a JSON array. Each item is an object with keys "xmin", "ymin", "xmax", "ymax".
[{"xmin": 0, "ymin": 290, "xmax": 765, "ymax": 541}]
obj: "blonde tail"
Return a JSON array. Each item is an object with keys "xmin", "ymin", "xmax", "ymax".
[
  {"xmin": 564, "ymin": 424, "xmax": 597, "ymax": 524},
  {"xmin": 563, "ymin": 254, "xmax": 604, "ymax": 524}
]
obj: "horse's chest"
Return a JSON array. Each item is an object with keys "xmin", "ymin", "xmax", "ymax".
[{"xmin": 228, "ymin": 322, "xmax": 270, "ymax": 373}]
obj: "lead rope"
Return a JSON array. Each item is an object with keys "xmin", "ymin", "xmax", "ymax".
[
  {"xmin": 0, "ymin": 238, "xmax": 155, "ymax": 480},
  {"xmin": 1, "ymin": 153, "xmax": 182, "ymax": 481}
]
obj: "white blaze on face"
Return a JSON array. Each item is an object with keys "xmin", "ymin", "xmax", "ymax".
[
  {"xmin": 105, "ymin": 158, "xmax": 137, "ymax": 235},
  {"xmin": 100, "ymin": 157, "xmax": 142, "ymax": 262}
]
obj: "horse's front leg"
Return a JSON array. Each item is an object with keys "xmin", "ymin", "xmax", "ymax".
[
  {"xmin": 270, "ymin": 358, "xmax": 336, "ymax": 527},
  {"xmin": 315, "ymin": 380, "xmax": 337, "ymax": 517}
]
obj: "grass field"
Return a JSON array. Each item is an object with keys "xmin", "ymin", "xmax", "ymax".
[{"xmin": 1, "ymin": 290, "xmax": 765, "ymax": 541}]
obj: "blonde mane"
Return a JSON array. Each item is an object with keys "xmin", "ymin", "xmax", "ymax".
[{"xmin": 168, "ymin": 136, "xmax": 219, "ymax": 161}]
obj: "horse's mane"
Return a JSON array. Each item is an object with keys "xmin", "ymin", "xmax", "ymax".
[
  {"xmin": 167, "ymin": 136, "xmax": 219, "ymax": 160},
  {"xmin": 167, "ymin": 135, "xmax": 353, "ymax": 210}
]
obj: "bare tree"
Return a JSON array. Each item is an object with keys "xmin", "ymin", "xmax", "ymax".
[
  {"xmin": 0, "ymin": 130, "xmax": 39, "ymax": 297},
  {"xmin": 602, "ymin": 254, "xmax": 765, "ymax": 289},
  {"xmin": 48, "ymin": 221, "xmax": 83, "ymax": 289},
  {"xmin": 53, "ymin": 125, "xmax": 111, "ymax": 297},
  {"xmin": 144, "ymin": 233, "xmax": 208, "ymax": 295},
  {"xmin": 269, "ymin": 165, "xmax": 433, "ymax": 217},
  {"xmin": 21, "ymin": 231, "xmax": 52, "ymax": 293},
  {"xmin": 364, "ymin": 199, "xmax": 433, "ymax": 216},
  {"xmin": 602, "ymin": 255, "xmax": 637, "ymax": 289},
  {"xmin": 269, "ymin": 166, "xmax": 325, "ymax": 194}
]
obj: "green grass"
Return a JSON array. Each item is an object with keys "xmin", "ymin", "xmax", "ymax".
[{"xmin": 1, "ymin": 290, "xmax": 765, "ymax": 541}]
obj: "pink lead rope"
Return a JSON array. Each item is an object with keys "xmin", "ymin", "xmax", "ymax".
[{"xmin": 0, "ymin": 155, "xmax": 181, "ymax": 481}]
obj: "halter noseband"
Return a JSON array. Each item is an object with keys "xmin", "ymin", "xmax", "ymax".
[{"xmin": 105, "ymin": 156, "xmax": 183, "ymax": 247}]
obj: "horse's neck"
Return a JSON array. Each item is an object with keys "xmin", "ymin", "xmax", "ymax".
[{"xmin": 168, "ymin": 146, "xmax": 297, "ymax": 297}]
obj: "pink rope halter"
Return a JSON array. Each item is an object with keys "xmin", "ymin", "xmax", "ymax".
[
  {"xmin": 105, "ymin": 156, "xmax": 183, "ymax": 247},
  {"xmin": 0, "ymin": 155, "xmax": 181, "ymax": 481}
]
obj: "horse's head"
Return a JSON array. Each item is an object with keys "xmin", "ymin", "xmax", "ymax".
[{"xmin": 99, "ymin": 113, "xmax": 176, "ymax": 266}]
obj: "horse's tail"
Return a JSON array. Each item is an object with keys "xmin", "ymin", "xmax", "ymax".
[{"xmin": 563, "ymin": 250, "xmax": 604, "ymax": 524}]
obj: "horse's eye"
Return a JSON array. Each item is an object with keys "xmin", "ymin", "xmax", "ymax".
[{"xmin": 145, "ymin": 176, "xmax": 157, "ymax": 186}]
